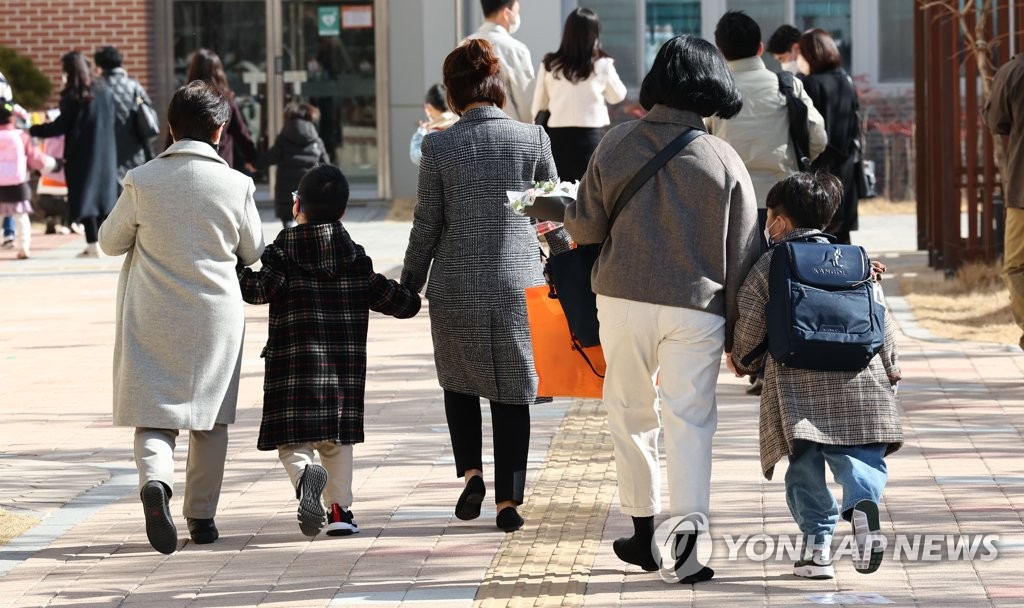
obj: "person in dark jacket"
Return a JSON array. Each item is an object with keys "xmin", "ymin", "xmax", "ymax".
[
  {"xmin": 175, "ymin": 49, "xmax": 259, "ymax": 170},
  {"xmin": 30, "ymin": 51, "xmax": 118, "ymax": 257},
  {"xmin": 798, "ymin": 28, "xmax": 861, "ymax": 244},
  {"xmin": 95, "ymin": 46, "xmax": 154, "ymax": 189},
  {"xmin": 258, "ymin": 101, "xmax": 330, "ymax": 227},
  {"xmin": 238, "ymin": 164, "xmax": 421, "ymax": 539}
]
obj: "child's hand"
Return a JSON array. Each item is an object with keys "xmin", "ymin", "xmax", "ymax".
[{"xmin": 871, "ymin": 259, "xmax": 887, "ymax": 281}]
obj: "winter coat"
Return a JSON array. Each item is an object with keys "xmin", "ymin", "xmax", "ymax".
[
  {"xmin": 98, "ymin": 139, "xmax": 266, "ymax": 430},
  {"xmin": 100, "ymin": 67, "xmax": 154, "ymax": 184},
  {"xmin": 563, "ymin": 105, "xmax": 762, "ymax": 353},
  {"xmin": 730, "ymin": 228, "xmax": 903, "ymax": 480},
  {"xmin": 466, "ymin": 22, "xmax": 535, "ymax": 122},
  {"xmin": 802, "ymin": 69, "xmax": 862, "ymax": 235},
  {"xmin": 258, "ymin": 118, "xmax": 330, "ymax": 221},
  {"xmin": 238, "ymin": 222, "xmax": 421, "ymax": 449},
  {"xmin": 401, "ymin": 106, "xmax": 556, "ymax": 406},
  {"xmin": 30, "ymin": 84, "xmax": 118, "ymax": 220},
  {"xmin": 706, "ymin": 56, "xmax": 828, "ymax": 208}
]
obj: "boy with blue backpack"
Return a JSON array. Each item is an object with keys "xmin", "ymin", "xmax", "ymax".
[{"xmin": 729, "ymin": 172, "xmax": 903, "ymax": 580}]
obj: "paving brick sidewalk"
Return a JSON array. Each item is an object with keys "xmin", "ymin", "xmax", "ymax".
[{"xmin": 1, "ymin": 214, "xmax": 1022, "ymax": 607}]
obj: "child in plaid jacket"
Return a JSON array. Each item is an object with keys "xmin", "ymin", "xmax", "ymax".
[{"xmin": 238, "ymin": 164, "xmax": 420, "ymax": 537}]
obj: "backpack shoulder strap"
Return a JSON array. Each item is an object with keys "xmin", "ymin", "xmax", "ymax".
[
  {"xmin": 607, "ymin": 128, "xmax": 703, "ymax": 227},
  {"xmin": 777, "ymin": 70, "xmax": 795, "ymax": 96}
]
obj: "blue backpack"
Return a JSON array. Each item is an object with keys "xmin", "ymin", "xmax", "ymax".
[{"xmin": 743, "ymin": 236, "xmax": 886, "ymax": 372}]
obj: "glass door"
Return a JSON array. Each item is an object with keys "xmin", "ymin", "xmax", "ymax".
[
  {"xmin": 282, "ymin": 1, "xmax": 379, "ymax": 197},
  {"xmin": 173, "ymin": 0, "xmax": 269, "ymax": 165}
]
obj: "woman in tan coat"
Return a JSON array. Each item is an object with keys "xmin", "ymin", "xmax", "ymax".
[{"xmin": 99, "ymin": 81, "xmax": 265, "ymax": 554}]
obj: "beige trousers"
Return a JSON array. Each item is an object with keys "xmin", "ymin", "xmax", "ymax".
[
  {"xmin": 134, "ymin": 424, "xmax": 229, "ymax": 520},
  {"xmin": 597, "ymin": 295, "xmax": 723, "ymax": 518},
  {"xmin": 277, "ymin": 442, "xmax": 354, "ymax": 507},
  {"xmin": 1004, "ymin": 207, "xmax": 1024, "ymax": 349}
]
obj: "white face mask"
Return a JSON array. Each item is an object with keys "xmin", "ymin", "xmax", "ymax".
[
  {"xmin": 781, "ymin": 60, "xmax": 799, "ymax": 74},
  {"xmin": 763, "ymin": 217, "xmax": 780, "ymax": 245},
  {"xmin": 507, "ymin": 10, "xmax": 521, "ymax": 35}
]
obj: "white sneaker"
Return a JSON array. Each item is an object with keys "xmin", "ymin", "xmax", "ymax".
[
  {"xmin": 851, "ymin": 500, "xmax": 884, "ymax": 574},
  {"xmin": 793, "ymin": 548, "xmax": 835, "ymax": 579},
  {"xmin": 76, "ymin": 244, "xmax": 100, "ymax": 258}
]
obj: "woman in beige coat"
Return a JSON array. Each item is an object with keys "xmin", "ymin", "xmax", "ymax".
[{"xmin": 99, "ymin": 81, "xmax": 265, "ymax": 554}]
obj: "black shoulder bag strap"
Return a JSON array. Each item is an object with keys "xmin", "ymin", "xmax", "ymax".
[
  {"xmin": 565, "ymin": 127, "xmax": 703, "ymax": 380},
  {"xmin": 607, "ymin": 127, "xmax": 704, "ymax": 227}
]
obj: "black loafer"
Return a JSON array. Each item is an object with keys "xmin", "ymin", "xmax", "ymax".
[
  {"xmin": 141, "ymin": 480, "xmax": 177, "ymax": 554},
  {"xmin": 455, "ymin": 475, "xmax": 486, "ymax": 521},
  {"xmin": 496, "ymin": 506, "xmax": 524, "ymax": 532},
  {"xmin": 186, "ymin": 517, "xmax": 219, "ymax": 544}
]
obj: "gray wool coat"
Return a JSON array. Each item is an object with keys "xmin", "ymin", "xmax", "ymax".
[
  {"xmin": 401, "ymin": 106, "xmax": 556, "ymax": 405},
  {"xmin": 99, "ymin": 139, "xmax": 266, "ymax": 430}
]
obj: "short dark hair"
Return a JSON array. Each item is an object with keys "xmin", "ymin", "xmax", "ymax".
[
  {"xmin": 94, "ymin": 46, "xmax": 123, "ymax": 71},
  {"xmin": 714, "ymin": 10, "xmax": 761, "ymax": 61},
  {"xmin": 284, "ymin": 100, "xmax": 320, "ymax": 124},
  {"xmin": 424, "ymin": 83, "xmax": 448, "ymax": 112},
  {"xmin": 639, "ymin": 35, "xmax": 742, "ymax": 119},
  {"xmin": 443, "ymin": 39, "xmax": 506, "ymax": 115},
  {"xmin": 799, "ymin": 28, "xmax": 843, "ymax": 73},
  {"xmin": 767, "ymin": 25, "xmax": 801, "ymax": 55},
  {"xmin": 765, "ymin": 171, "xmax": 842, "ymax": 230},
  {"xmin": 480, "ymin": 0, "xmax": 516, "ymax": 18},
  {"xmin": 167, "ymin": 80, "xmax": 230, "ymax": 144},
  {"xmin": 297, "ymin": 164, "xmax": 350, "ymax": 223}
]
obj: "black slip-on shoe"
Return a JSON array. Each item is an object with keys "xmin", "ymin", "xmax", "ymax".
[
  {"xmin": 141, "ymin": 481, "xmax": 177, "ymax": 555},
  {"xmin": 186, "ymin": 517, "xmax": 219, "ymax": 544},
  {"xmin": 496, "ymin": 506, "xmax": 524, "ymax": 532},
  {"xmin": 296, "ymin": 464, "xmax": 328, "ymax": 537},
  {"xmin": 612, "ymin": 534, "xmax": 660, "ymax": 572},
  {"xmin": 455, "ymin": 475, "xmax": 485, "ymax": 521}
]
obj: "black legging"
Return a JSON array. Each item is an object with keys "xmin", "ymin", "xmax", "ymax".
[{"xmin": 443, "ymin": 389, "xmax": 530, "ymax": 505}]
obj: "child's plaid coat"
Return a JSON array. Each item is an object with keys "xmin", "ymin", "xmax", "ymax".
[{"xmin": 239, "ymin": 222, "xmax": 420, "ymax": 450}]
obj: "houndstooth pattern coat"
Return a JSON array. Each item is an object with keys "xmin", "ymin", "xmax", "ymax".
[
  {"xmin": 401, "ymin": 106, "xmax": 557, "ymax": 406},
  {"xmin": 731, "ymin": 229, "xmax": 904, "ymax": 480}
]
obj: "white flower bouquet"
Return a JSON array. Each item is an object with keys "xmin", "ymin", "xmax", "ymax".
[{"xmin": 506, "ymin": 180, "xmax": 579, "ymax": 217}]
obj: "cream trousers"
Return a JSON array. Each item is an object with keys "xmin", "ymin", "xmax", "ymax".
[
  {"xmin": 134, "ymin": 424, "xmax": 228, "ymax": 520},
  {"xmin": 597, "ymin": 295, "xmax": 724, "ymax": 518},
  {"xmin": 277, "ymin": 442, "xmax": 354, "ymax": 507}
]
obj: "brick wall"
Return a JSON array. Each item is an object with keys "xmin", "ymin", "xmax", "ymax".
[{"xmin": 0, "ymin": 0, "xmax": 155, "ymax": 108}]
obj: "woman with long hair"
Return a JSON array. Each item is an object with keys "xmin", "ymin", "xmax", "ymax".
[
  {"xmin": 401, "ymin": 39, "xmax": 558, "ymax": 533},
  {"xmin": 30, "ymin": 51, "xmax": 117, "ymax": 257},
  {"xmin": 797, "ymin": 29, "xmax": 862, "ymax": 244},
  {"xmin": 180, "ymin": 48, "xmax": 259, "ymax": 170},
  {"xmin": 531, "ymin": 7, "xmax": 626, "ymax": 181}
]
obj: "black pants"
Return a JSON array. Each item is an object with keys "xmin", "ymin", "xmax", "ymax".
[
  {"xmin": 443, "ymin": 389, "xmax": 530, "ymax": 505},
  {"xmin": 82, "ymin": 215, "xmax": 106, "ymax": 244},
  {"xmin": 547, "ymin": 126, "xmax": 604, "ymax": 183}
]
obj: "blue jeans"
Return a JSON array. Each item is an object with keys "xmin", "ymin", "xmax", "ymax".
[
  {"xmin": 2, "ymin": 216, "xmax": 13, "ymax": 238},
  {"xmin": 785, "ymin": 440, "xmax": 888, "ymax": 549}
]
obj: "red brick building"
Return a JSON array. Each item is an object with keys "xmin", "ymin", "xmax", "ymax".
[{"xmin": 3, "ymin": 0, "xmax": 156, "ymax": 104}]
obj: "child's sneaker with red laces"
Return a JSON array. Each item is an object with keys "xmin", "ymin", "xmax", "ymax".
[{"xmin": 326, "ymin": 503, "xmax": 359, "ymax": 536}]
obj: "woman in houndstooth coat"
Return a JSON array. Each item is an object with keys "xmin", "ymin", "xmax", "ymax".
[{"xmin": 401, "ymin": 39, "xmax": 556, "ymax": 533}]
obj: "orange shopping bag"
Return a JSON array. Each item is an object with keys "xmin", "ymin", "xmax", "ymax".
[{"xmin": 525, "ymin": 285, "xmax": 606, "ymax": 399}]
